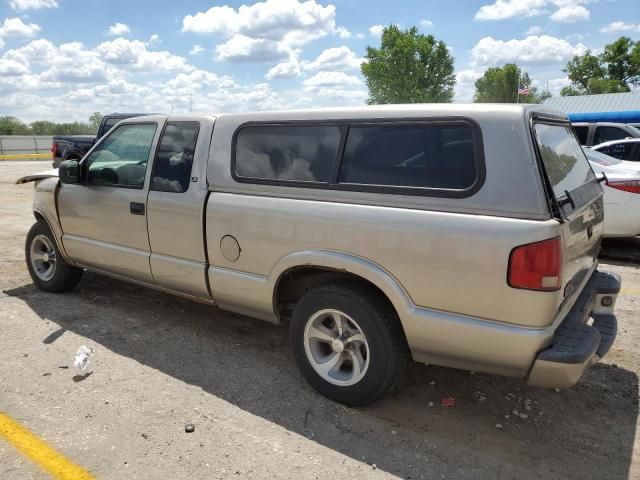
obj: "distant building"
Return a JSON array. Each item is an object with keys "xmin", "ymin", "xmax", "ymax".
[{"xmin": 543, "ymin": 92, "xmax": 640, "ymax": 124}]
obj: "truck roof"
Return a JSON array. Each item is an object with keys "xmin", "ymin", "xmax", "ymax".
[{"xmin": 137, "ymin": 104, "xmax": 565, "ymax": 124}]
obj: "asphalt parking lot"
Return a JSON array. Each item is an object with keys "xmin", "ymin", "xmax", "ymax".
[{"xmin": 1, "ymin": 161, "xmax": 639, "ymax": 480}]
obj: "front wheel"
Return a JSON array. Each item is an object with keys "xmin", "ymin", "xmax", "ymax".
[
  {"xmin": 290, "ymin": 282, "xmax": 408, "ymax": 406},
  {"xmin": 25, "ymin": 220, "xmax": 83, "ymax": 292}
]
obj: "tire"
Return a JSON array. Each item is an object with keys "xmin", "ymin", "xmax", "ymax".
[
  {"xmin": 290, "ymin": 281, "xmax": 408, "ymax": 406},
  {"xmin": 25, "ymin": 220, "xmax": 83, "ymax": 293}
]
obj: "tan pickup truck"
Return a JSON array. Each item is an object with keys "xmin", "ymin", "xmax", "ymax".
[{"xmin": 18, "ymin": 104, "xmax": 620, "ymax": 406}]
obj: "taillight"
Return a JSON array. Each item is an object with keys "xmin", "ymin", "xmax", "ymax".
[
  {"xmin": 51, "ymin": 142, "xmax": 58, "ymax": 156},
  {"xmin": 508, "ymin": 237, "xmax": 562, "ymax": 291},
  {"xmin": 607, "ymin": 180, "xmax": 640, "ymax": 194}
]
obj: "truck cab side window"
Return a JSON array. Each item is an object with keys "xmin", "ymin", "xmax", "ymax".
[
  {"xmin": 151, "ymin": 122, "xmax": 200, "ymax": 193},
  {"xmin": 84, "ymin": 123, "xmax": 157, "ymax": 188}
]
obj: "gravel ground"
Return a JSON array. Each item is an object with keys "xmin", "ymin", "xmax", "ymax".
[{"xmin": 0, "ymin": 161, "xmax": 639, "ymax": 480}]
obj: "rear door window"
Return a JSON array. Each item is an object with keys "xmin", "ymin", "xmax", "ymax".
[
  {"xmin": 151, "ymin": 121, "xmax": 200, "ymax": 193},
  {"xmin": 594, "ymin": 126, "xmax": 629, "ymax": 145},
  {"xmin": 534, "ymin": 123, "xmax": 598, "ymax": 213},
  {"xmin": 338, "ymin": 124, "xmax": 478, "ymax": 190}
]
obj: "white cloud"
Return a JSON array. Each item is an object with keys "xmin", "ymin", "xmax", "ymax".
[
  {"xmin": 545, "ymin": 77, "xmax": 571, "ymax": 96},
  {"xmin": 0, "ymin": 17, "xmax": 41, "ymax": 37},
  {"xmin": 182, "ymin": 0, "xmax": 336, "ymax": 47},
  {"xmin": 525, "ymin": 25, "xmax": 544, "ymax": 35},
  {"xmin": 214, "ymin": 34, "xmax": 291, "ymax": 62},
  {"xmin": 369, "ymin": 24, "xmax": 384, "ymax": 36},
  {"xmin": 335, "ymin": 26, "xmax": 353, "ymax": 38},
  {"xmin": 475, "ymin": 0, "xmax": 547, "ymax": 21},
  {"xmin": 0, "ymin": 58, "xmax": 29, "ymax": 75},
  {"xmin": 550, "ymin": 5, "xmax": 589, "ymax": 22},
  {"xmin": 600, "ymin": 21, "xmax": 640, "ymax": 33},
  {"xmin": 164, "ymin": 70, "xmax": 236, "ymax": 94},
  {"xmin": 7, "ymin": 0, "xmax": 57, "ymax": 11},
  {"xmin": 302, "ymin": 71, "xmax": 366, "ymax": 105},
  {"xmin": 97, "ymin": 38, "xmax": 193, "ymax": 72},
  {"xmin": 107, "ymin": 22, "xmax": 130, "ymax": 36},
  {"xmin": 189, "ymin": 44, "xmax": 205, "ymax": 56},
  {"xmin": 420, "ymin": 19, "xmax": 433, "ymax": 27},
  {"xmin": 148, "ymin": 34, "xmax": 160, "ymax": 46},
  {"xmin": 182, "ymin": 5, "xmax": 245, "ymax": 37},
  {"xmin": 265, "ymin": 56, "xmax": 301, "ymax": 79},
  {"xmin": 454, "ymin": 69, "xmax": 482, "ymax": 103},
  {"xmin": 471, "ymin": 35, "xmax": 587, "ymax": 66},
  {"xmin": 475, "ymin": 0, "xmax": 591, "ymax": 22},
  {"xmin": 302, "ymin": 46, "xmax": 363, "ymax": 72},
  {"xmin": 2, "ymin": 38, "xmax": 56, "ymax": 65},
  {"xmin": 303, "ymin": 71, "xmax": 362, "ymax": 88}
]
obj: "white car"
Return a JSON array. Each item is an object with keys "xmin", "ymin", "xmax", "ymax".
[
  {"xmin": 591, "ymin": 138, "xmax": 640, "ymax": 162},
  {"xmin": 585, "ymin": 148, "xmax": 640, "ymax": 237}
]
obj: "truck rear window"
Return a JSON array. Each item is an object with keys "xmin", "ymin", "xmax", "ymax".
[{"xmin": 534, "ymin": 123, "xmax": 596, "ymax": 203}]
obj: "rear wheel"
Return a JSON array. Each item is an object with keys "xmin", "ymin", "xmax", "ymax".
[
  {"xmin": 290, "ymin": 282, "xmax": 408, "ymax": 406},
  {"xmin": 25, "ymin": 220, "xmax": 83, "ymax": 292}
]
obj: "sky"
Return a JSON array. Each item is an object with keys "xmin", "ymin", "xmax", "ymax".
[{"xmin": 0, "ymin": 0, "xmax": 638, "ymax": 122}]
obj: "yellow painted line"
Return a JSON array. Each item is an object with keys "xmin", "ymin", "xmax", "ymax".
[
  {"xmin": 0, "ymin": 153, "xmax": 51, "ymax": 160},
  {"xmin": 0, "ymin": 412, "xmax": 95, "ymax": 480}
]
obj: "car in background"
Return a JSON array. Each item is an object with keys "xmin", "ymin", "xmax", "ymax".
[
  {"xmin": 51, "ymin": 113, "xmax": 151, "ymax": 168},
  {"xmin": 572, "ymin": 122, "xmax": 640, "ymax": 146},
  {"xmin": 585, "ymin": 148, "xmax": 640, "ymax": 238},
  {"xmin": 591, "ymin": 138, "xmax": 640, "ymax": 163}
]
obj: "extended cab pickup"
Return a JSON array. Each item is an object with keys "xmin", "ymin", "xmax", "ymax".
[
  {"xmin": 51, "ymin": 113, "xmax": 150, "ymax": 168},
  {"xmin": 19, "ymin": 106, "xmax": 621, "ymax": 406}
]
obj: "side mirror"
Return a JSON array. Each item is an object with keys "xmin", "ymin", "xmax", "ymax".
[{"xmin": 59, "ymin": 159, "xmax": 80, "ymax": 184}]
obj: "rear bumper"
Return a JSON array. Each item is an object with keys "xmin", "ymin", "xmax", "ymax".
[{"xmin": 527, "ymin": 270, "xmax": 620, "ymax": 388}]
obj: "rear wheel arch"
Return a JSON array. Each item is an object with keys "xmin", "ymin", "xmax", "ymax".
[{"xmin": 273, "ymin": 263, "xmax": 410, "ymax": 349}]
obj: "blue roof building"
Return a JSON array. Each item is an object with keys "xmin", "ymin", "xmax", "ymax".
[{"xmin": 543, "ymin": 92, "xmax": 640, "ymax": 123}]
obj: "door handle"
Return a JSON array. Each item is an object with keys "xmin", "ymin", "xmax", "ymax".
[{"xmin": 130, "ymin": 202, "xmax": 145, "ymax": 215}]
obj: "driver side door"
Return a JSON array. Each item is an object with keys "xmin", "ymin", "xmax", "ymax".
[{"xmin": 58, "ymin": 121, "xmax": 161, "ymax": 283}]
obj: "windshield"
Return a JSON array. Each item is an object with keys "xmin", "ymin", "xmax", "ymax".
[
  {"xmin": 584, "ymin": 148, "xmax": 623, "ymax": 166},
  {"xmin": 534, "ymin": 123, "xmax": 596, "ymax": 200}
]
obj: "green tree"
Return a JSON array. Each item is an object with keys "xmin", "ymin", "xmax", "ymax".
[
  {"xmin": 361, "ymin": 25, "xmax": 455, "ymax": 104},
  {"xmin": 473, "ymin": 64, "xmax": 539, "ymax": 103},
  {"xmin": 562, "ymin": 37, "xmax": 640, "ymax": 96},
  {"xmin": 0, "ymin": 116, "xmax": 31, "ymax": 135},
  {"xmin": 88, "ymin": 112, "xmax": 103, "ymax": 131},
  {"xmin": 30, "ymin": 120, "xmax": 58, "ymax": 135},
  {"xmin": 55, "ymin": 122, "xmax": 95, "ymax": 135},
  {"xmin": 601, "ymin": 37, "xmax": 640, "ymax": 88},
  {"xmin": 564, "ymin": 50, "xmax": 605, "ymax": 93}
]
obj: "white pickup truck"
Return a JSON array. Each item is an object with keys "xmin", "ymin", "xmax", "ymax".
[{"xmin": 18, "ymin": 105, "xmax": 620, "ymax": 405}]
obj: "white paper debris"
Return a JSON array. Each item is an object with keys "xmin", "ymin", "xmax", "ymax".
[{"xmin": 74, "ymin": 345, "xmax": 93, "ymax": 373}]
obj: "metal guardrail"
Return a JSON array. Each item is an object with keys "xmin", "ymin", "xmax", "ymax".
[
  {"xmin": 0, "ymin": 136, "xmax": 53, "ymax": 161},
  {"xmin": 0, "ymin": 136, "xmax": 53, "ymax": 155}
]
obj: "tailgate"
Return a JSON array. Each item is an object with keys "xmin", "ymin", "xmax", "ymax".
[{"xmin": 532, "ymin": 121, "xmax": 604, "ymax": 306}]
